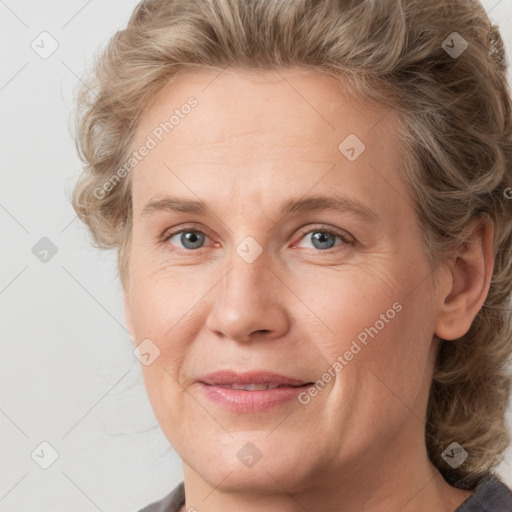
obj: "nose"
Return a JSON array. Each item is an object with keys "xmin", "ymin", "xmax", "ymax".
[{"xmin": 205, "ymin": 252, "xmax": 290, "ymax": 343}]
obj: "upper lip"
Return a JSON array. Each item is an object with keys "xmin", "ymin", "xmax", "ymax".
[{"xmin": 198, "ymin": 371, "xmax": 312, "ymax": 387}]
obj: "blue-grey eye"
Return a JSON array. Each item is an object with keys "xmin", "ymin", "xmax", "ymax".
[
  {"xmin": 295, "ymin": 229, "xmax": 347, "ymax": 251},
  {"xmin": 168, "ymin": 230, "xmax": 206, "ymax": 250},
  {"xmin": 309, "ymin": 231, "xmax": 337, "ymax": 250}
]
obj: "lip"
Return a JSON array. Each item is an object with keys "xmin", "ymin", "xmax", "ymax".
[
  {"xmin": 199, "ymin": 370, "xmax": 309, "ymax": 387},
  {"xmin": 197, "ymin": 371, "xmax": 313, "ymax": 412}
]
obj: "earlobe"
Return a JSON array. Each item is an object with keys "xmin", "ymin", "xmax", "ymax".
[{"xmin": 434, "ymin": 216, "xmax": 494, "ymax": 341}]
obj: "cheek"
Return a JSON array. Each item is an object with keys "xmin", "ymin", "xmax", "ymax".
[
  {"xmin": 293, "ymin": 264, "xmax": 402, "ymax": 357},
  {"xmin": 127, "ymin": 263, "xmax": 213, "ymax": 398},
  {"xmin": 127, "ymin": 255, "xmax": 206, "ymax": 335},
  {"xmin": 301, "ymin": 259, "xmax": 436, "ymax": 399}
]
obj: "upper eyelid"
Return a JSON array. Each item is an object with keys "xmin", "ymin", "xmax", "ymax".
[
  {"xmin": 161, "ymin": 224, "xmax": 212, "ymax": 242},
  {"xmin": 295, "ymin": 224, "xmax": 353, "ymax": 242}
]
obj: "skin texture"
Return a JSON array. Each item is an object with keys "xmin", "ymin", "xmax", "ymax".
[{"xmin": 124, "ymin": 68, "xmax": 493, "ymax": 512}]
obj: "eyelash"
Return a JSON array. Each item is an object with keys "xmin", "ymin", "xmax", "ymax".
[{"xmin": 159, "ymin": 224, "xmax": 355, "ymax": 254}]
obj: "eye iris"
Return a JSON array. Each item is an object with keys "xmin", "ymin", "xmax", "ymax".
[
  {"xmin": 181, "ymin": 231, "xmax": 204, "ymax": 249},
  {"xmin": 311, "ymin": 231, "xmax": 336, "ymax": 250}
]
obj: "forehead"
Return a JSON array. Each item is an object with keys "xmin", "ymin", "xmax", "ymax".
[{"xmin": 132, "ymin": 68, "xmax": 407, "ymax": 216}]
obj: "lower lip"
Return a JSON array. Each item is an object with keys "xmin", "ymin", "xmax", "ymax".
[{"xmin": 198, "ymin": 382, "xmax": 311, "ymax": 412}]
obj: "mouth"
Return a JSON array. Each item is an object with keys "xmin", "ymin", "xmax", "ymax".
[{"xmin": 197, "ymin": 370, "xmax": 314, "ymax": 412}]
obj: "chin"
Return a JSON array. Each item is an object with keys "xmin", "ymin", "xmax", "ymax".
[{"xmin": 182, "ymin": 436, "xmax": 317, "ymax": 494}]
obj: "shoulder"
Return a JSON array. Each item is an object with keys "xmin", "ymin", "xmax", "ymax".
[
  {"xmin": 136, "ymin": 481, "xmax": 185, "ymax": 512},
  {"xmin": 456, "ymin": 473, "xmax": 512, "ymax": 511}
]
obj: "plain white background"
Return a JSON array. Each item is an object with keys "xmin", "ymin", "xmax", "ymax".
[{"xmin": 1, "ymin": 1, "xmax": 511, "ymax": 511}]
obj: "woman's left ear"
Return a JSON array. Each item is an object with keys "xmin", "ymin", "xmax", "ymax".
[{"xmin": 434, "ymin": 215, "xmax": 494, "ymax": 341}]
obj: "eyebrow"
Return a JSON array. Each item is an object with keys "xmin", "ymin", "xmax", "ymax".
[{"xmin": 141, "ymin": 194, "xmax": 378, "ymax": 221}]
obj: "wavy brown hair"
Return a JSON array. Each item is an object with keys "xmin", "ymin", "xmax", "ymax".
[{"xmin": 71, "ymin": 0, "xmax": 512, "ymax": 489}]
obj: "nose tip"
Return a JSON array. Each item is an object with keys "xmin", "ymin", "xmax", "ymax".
[{"xmin": 205, "ymin": 262, "xmax": 290, "ymax": 343}]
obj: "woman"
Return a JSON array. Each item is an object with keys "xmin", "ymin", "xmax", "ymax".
[{"xmin": 71, "ymin": 0, "xmax": 512, "ymax": 510}]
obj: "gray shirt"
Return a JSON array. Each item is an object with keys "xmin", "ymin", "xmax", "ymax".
[{"xmin": 138, "ymin": 472, "xmax": 512, "ymax": 511}]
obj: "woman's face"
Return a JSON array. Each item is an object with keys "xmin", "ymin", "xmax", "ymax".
[{"xmin": 125, "ymin": 68, "xmax": 444, "ymax": 493}]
